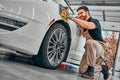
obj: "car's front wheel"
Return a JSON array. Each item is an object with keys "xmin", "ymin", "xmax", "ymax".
[{"xmin": 33, "ymin": 22, "xmax": 70, "ymax": 69}]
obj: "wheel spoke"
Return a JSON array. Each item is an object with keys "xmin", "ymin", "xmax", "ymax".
[
  {"xmin": 49, "ymin": 40, "xmax": 55, "ymax": 45},
  {"xmin": 60, "ymin": 33, "xmax": 67, "ymax": 44},
  {"xmin": 58, "ymin": 29, "xmax": 62, "ymax": 41},
  {"xmin": 48, "ymin": 49, "xmax": 55, "ymax": 59},
  {"xmin": 51, "ymin": 35, "xmax": 56, "ymax": 44},
  {"xmin": 48, "ymin": 45, "xmax": 55, "ymax": 49},
  {"xmin": 54, "ymin": 52, "xmax": 58, "ymax": 63},
  {"xmin": 54, "ymin": 30, "xmax": 59, "ymax": 42},
  {"xmin": 49, "ymin": 52, "xmax": 56, "ymax": 65},
  {"xmin": 60, "ymin": 46, "xmax": 65, "ymax": 51}
]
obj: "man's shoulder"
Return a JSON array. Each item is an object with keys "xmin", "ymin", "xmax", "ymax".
[
  {"xmin": 90, "ymin": 17, "xmax": 100, "ymax": 25},
  {"xmin": 91, "ymin": 17, "xmax": 99, "ymax": 22}
]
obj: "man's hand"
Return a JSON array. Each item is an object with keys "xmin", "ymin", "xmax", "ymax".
[
  {"xmin": 66, "ymin": 12, "xmax": 73, "ymax": 20},
  {"xmin": 66, "ymin": 12, "xmax": 78, "ymax": 20}
]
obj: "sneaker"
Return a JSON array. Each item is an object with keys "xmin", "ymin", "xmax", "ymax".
[
  {"xmin": 81, "ymin": 66, "xmax": 94, "ymax": 79},
  {"xmin": 101, "ymin": 65, "xmax": 109, "ymax": 80}
]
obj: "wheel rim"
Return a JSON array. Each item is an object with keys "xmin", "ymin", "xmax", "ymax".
[{"xmin": 47, "ymin": 27, "xmax": 67, "ymax": 66}]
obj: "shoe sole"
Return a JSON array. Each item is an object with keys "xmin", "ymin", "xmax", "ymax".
[{"xmin": 81, "ymin": 74, "xmax": 94, "ymax": 79}]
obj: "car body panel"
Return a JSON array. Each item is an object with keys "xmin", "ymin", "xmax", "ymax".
[
  {"xmin": 0, "ymin": 0, "xmax": 59, "ymax": 55},
  {"xmin": 0, "ymin": 0, "xmax": 81, "ymax": 56}
]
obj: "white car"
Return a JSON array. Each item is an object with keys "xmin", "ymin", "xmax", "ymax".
[{"xmin": 0, "ymin": 0, "xmax": 83, "ymax": 69}]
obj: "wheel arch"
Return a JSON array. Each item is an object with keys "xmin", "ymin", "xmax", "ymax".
[
  {"xmin": 55, "ymin": 20, "xmax": 71, "ymax": 43},
  {"xmin": 39, "ymin": 20, "xmax": 72, "ymax": 61}
]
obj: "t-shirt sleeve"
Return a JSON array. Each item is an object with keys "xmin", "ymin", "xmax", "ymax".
[{"xmin": 91, "ymin": 19, "xmax": 100, "ymax": 29}]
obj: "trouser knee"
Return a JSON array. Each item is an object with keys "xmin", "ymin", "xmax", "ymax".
[{"xmin": 85, "ymin": 39, "xmax": 94, "ymax": 48}]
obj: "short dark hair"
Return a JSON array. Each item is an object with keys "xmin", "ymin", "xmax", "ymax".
[{"xmin": 77, "ymin": 6, "xmax": 89, "ymax": 12}]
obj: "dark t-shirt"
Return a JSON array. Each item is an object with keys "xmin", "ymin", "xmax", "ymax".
[{"xmin": 87, "ymin": 17, "xmax": 104, "ymax": 41}]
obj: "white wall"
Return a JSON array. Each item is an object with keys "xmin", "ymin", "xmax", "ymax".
[{"xmin": 100, "ymin": 21, "xmax": 120, "ymax": 32}]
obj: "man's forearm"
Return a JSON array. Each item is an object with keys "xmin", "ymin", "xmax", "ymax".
[
  {"xmin": 71, "ymin": 17, "xmax": 88, "ymax": 28},
  {"xmin": 71, "ymin": 17, "xmax": 95, "ymax": 29}
]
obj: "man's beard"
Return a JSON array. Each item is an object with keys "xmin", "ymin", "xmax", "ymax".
[{"xmin": 80, "ymin": 15, "xmax": 87, "ymax": 20}]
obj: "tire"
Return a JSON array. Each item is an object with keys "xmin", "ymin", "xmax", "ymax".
[{"xmin": 33, "ymin": 22, "xmax": 70, "ymax": 69}]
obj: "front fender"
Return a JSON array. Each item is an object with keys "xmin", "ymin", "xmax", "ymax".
[
  {"xmin": 67, "ymin": 20, "xmax": 86, "ymax": 64},
  {"xmin": 67, "ymin": 20, "xmax": 81, "ymax": 51}
]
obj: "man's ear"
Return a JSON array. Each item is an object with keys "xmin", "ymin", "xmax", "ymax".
[{"xmin": 87, "ymin": 11, "xmax": 90, "ymax": 16}]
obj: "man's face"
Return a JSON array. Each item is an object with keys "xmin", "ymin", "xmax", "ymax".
[{"xmin": 77, "ymin": 9, "xmax": 88, "ymax": 20}]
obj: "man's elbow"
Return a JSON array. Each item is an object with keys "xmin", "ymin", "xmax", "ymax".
[{"xmin": 87, "ymin": 25, "xmax": 96, "ymax": 29}]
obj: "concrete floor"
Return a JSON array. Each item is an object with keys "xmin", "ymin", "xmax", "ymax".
[{"xmin": 0, "ymin": 53, "xmax": 119, "ymax": 80}]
